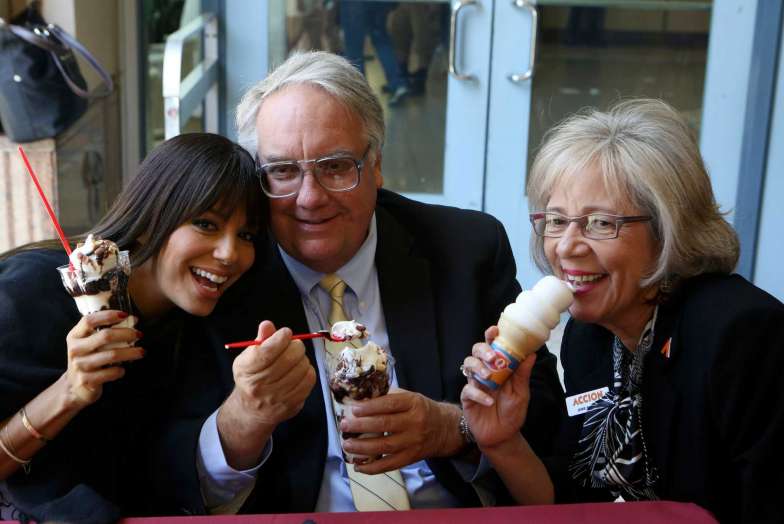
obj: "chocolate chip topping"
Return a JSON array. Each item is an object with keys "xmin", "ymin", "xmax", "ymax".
[{"xmin": 329, "ymin": 363, "xmax": 390, "ymax": 403}]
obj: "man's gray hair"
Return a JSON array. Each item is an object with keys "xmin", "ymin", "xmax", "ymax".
[
  {"xmin": 527, "ymin": 98, "xmax": 739, "ymax": 288},
  {"xmin": 236, "ymin": 51, "xmax": 385, "ymax": 158}
]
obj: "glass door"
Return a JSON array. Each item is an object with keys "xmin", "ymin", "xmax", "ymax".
[
  {"xmin": 141, "ymin": 0, "xmax": 217, "ymax": 155},
  {"xmin": 267, "ymin": 0, "xmax": 493, "ymax": 210},
  {"xmin": 485, "ymin": 0, "xmax": 713, "ymax": 288}
]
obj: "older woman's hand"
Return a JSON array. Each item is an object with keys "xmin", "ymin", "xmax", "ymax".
[
  {"xmin": 460, "ymin": 326, "xmax": 536, "ymax": 450},
  {"xmin": 64, "ymin": 310, "xmax": 143, "ymax": 408}
]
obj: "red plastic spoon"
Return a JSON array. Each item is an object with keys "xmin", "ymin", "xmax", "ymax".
[{"xmin": 224, "ymin": 330, "xmax": 347, "ymax": 349}]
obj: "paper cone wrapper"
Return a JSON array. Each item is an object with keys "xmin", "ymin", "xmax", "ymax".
[{"xmin": 475, "ymin": 314, "xmax": 545, "ymax": 389}]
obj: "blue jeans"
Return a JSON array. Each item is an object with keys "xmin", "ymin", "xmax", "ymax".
[{"xmin": 340, "ymin": 1, "xmax": 404, "ymax": 91}]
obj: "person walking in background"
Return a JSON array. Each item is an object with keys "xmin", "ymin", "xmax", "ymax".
[
  {"xmin": 286, "ymin": 0, "xmax": 341, "ymax": 53},
  {"xmin": 387, "ymin": 3, "xmax": 445, "ymax": 96},
  {"xmin": 340, "ymin": 1, "xmax": 411, "ymax": 106}
]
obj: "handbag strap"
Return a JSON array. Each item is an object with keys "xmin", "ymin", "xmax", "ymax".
[
  {"xmin": 0, "ymin": 18, "xmax": 113, "ymax": 99},
  {"xmin": 47, "ymin": 24, "xmax": 113, "ymax": 98},
  {"xmin": 0, "ymin": 18, "xmax": 62, "ymax": 51}
]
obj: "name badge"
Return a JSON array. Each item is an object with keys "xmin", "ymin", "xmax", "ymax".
[{"xmin": 566, "ymin": 387, "xmax": 609, "ymax": 417}]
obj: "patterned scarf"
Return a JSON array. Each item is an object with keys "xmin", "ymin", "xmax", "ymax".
[{"xmin": 569, "ymin": 307, "xmax": 660, "ymax": 501}]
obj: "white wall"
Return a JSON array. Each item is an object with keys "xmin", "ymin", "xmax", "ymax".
[
  {"xmin": 701, "ymin": 0, "xmax": 784, "ymax": 300},
  {"xmin": 223, "ymin": 0, "xmax": 269, "ymax": 141},
  {"xmin": 700, "ymin": 0, "xmax": 757, "ymax": 220}
]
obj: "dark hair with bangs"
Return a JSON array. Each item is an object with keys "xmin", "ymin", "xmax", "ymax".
[
  {"xmin": 93, "ymin": 133, "xmax": 265, "ymax": 267},
  {"xmin": 1, "ymin": 133, "xmax": 265, "ymax": 264}
]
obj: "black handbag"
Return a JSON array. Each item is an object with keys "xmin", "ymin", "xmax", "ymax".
[{"xmin": 0, "ymin": 6, "xmax": 113, "ymax": 143}]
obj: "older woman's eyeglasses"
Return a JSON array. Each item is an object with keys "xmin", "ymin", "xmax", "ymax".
[
  {"xmin": 256, "ymin": 145, "xmax": 371, "ymax": 198},
  {"xmin": 529, "ymin": 212, "xmax": 652, "ymax": 240}
]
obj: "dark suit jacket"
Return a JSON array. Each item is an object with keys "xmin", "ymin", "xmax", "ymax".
[
  {"xmin": 151, "ymin": 189, "xmax": 565, "ymax": 515},
  {"xmin": 549, "ymin": 273, "xmax": 784, "ymax": 524}
]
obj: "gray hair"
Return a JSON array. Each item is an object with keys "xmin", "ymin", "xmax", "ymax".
[
  {"xmin": 527, "ymin": 98, "xmax": 739, "ymax": 288},
  {"xmin": 236, "ymin": 51, "xmax": 385, "ymax": 158}
]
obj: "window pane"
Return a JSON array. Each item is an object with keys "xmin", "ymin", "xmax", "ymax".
[
  {"xmin": 527, "ymin": 3, "xmax": 711, "ymax": 174},
  {"xmin": 270, "ymin": 0, "xmax": 451, "ymax": 194}
]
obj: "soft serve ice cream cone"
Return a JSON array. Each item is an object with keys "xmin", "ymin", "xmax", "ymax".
[{"xmin": 476, "ymin": 275, "xmax": 574, "ymax": 389}]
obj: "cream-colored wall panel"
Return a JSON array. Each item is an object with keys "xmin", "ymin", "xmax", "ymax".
[
  {"xmin": 41, "ymin": 0, "xmax": 76, "ymax": 33},
  {"xmin": 38, "ymin": 0, "xmax": 118, "ymax": 91},
  {"xmin": 0, "ymin": 137, "xmax": 58, "ymax": 252},
  {"xmin": 73, "ymin": 0, "xmax": 118, "ymax": 89}
]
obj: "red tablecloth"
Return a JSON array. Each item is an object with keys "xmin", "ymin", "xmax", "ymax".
[{"xmin": 121, "ymin": 501, "xmax": 717, "ymax": 523}]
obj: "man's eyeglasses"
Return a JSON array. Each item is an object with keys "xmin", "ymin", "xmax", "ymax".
[
  {"xmin": 256, "ymin": 145, "xmax": 371, "ymax": 198},
  {"xmin": 529, "ymin": 212, "xmax": 652, "ymax": 240}
]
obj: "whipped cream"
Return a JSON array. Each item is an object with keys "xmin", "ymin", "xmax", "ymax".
[
  {"xmin": 330, "ymin": 320, "xmax": 368, "ymax": 342},
  {"xmin": 58, "ymin": 234, "xmax": 135, "ymax": 347},
  {"xmin": 70, "ymin": 234, "xmax": 121, "ymax": 282},
  {"xmin": 334, "ymin": 341, "xmax": 387, "ymax": 379}
]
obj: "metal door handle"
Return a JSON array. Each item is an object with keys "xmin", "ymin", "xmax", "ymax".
[
  {"xmin": 449, "ymin": 0, "xmax": 478, "ymax": 81},
  {"xmin": 508, "ymin": 0, "xmax": 538, "ymax": 83}
]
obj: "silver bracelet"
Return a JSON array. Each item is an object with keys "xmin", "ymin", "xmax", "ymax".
[{"xmin": 458, "ymin": 412, "xmax": 475, "ymax": 445}]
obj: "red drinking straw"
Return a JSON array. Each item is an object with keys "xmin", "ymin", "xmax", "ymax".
[{"xmin": 18, "ymin": 146, "xmax": 73, "ymax": 265}]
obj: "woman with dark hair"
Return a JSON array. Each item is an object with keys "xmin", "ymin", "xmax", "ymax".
[
  {"xmin": 460, "ymin": 100, "xmax": 784, "ymax": 523},
  {"xmin": 0, "ymin": 133, "xmax": 266, "ymax": 522}
]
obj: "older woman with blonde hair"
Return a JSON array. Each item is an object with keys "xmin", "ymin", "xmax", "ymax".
[{"xmin": 460, "ymin": 99, "xmax": 784, "ymax": 523}]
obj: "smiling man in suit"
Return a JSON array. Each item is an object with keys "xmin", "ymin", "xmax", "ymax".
[{"xmin": 156, "ymin": 51, "xmax": 564, "ymax": 515}]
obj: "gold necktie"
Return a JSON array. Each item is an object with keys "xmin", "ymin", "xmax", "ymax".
[{"xmin": 319, "ymin": 274, "xmax": 411, "ymax": 511}]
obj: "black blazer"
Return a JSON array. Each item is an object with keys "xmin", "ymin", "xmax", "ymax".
[
  {"xmin": 0, "ymin": 249, "xmax": 192, "ymax": 523},
  {"xmin": 151, "ymin": 189, "xmax": 565, "ymax": 515},
  {"xmin": 550, "ymin": 273, "xmax": 784, "ymax": 524}
]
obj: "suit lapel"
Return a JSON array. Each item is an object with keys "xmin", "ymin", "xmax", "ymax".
[
  {"xmin": 641, "ymin": 301, "xmax": 680, "ymax": 490},
  {"xmin": 375, "ymin": 206, "xmax": 443, "ymax": 401},
  {"xmin": 566, "ymin": 316, "xmax": 679, "ymax": 493}
]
